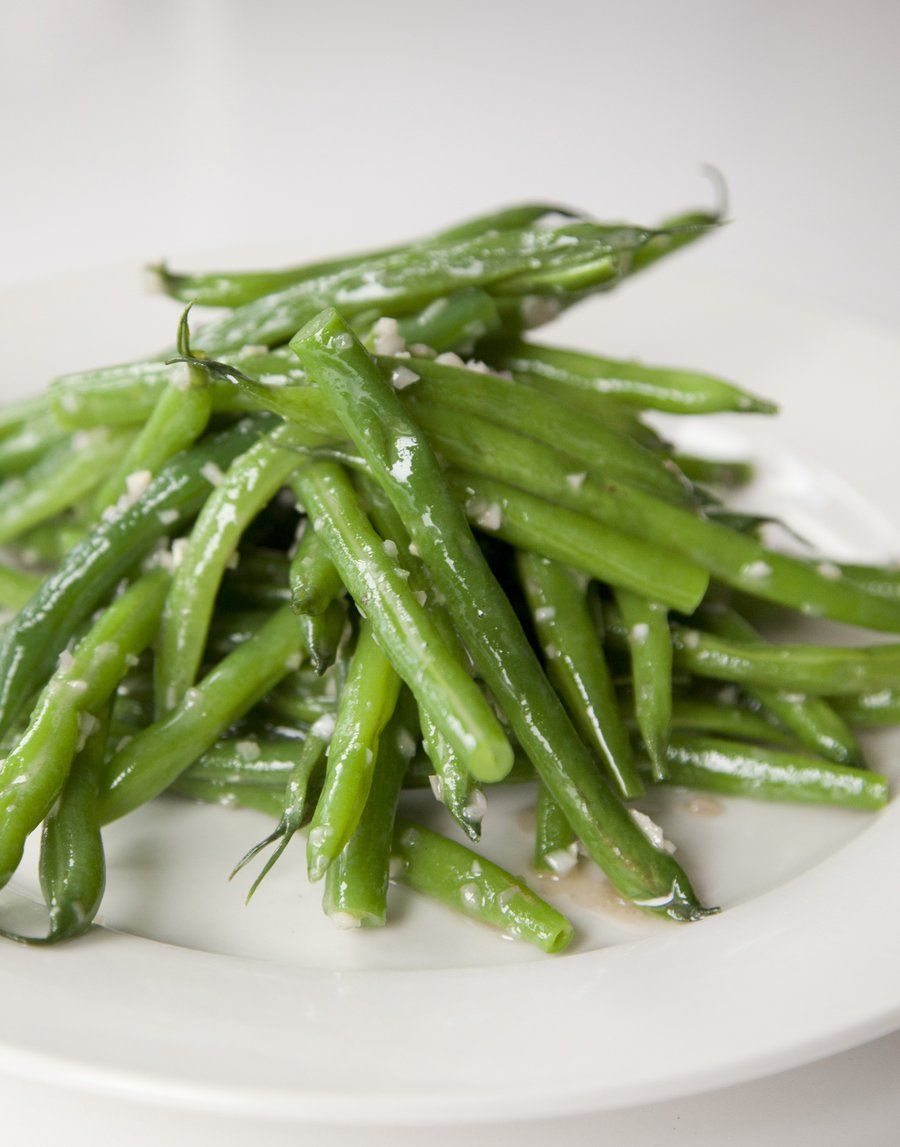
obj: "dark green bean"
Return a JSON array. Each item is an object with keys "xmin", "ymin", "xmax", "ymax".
[{"xmin": 289, "ymin": 525, "xmax": 345, "ymax": 616}]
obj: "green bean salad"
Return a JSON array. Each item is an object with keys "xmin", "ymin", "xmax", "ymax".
[{"xmin": 0, "ymin": 201, "xmax": 894, "ymax": 952}]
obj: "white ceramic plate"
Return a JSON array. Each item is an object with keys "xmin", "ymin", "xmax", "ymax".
[{"xmin": 1, "ymin": 257, "xmax": 899, "ymax": 1128}]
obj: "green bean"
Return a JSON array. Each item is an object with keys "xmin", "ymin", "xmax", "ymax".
[
  {"xmin": 99, "ymin": 605, "xmax": 305, "ymax": 824},
  {"xmin": 0, "ymin": 570, "xmax": 169, "ymax": 887},
  {"xmin": 674, "ymin": 454, "xmax": 754, "ymax": 488},
  {"xmin": 49, "ymin": 348, "xmax": 300, "ymax": 429},
  {"xmin": 832, "ymin": 690, "xmax": 900, "ymax": 727},
  {"xmin": 433, "ymin": 420, "xmax": 900, "ymax": 633},
  {"xmin": 701, "ymin": 606, "xmax": 862, "ymax": 766},
  {"xmin": 673, "ymin": 625, "xmax": 900, "ymax": 696},
  {"xmin": 0, "ymin": 413, "xmax": 68, "ymax": 476},
  {"xmin": 322, "ymin": 696, "xmax": 417, "ymax": 927},
  {"xmin": 614, "ymin": 588, "xmax": 673, "ymax": 782},
  {"xmin": 181, "ymin": 738, "xmax": 311, "ymax": 787},
  {"xmin": 172, "ymin": 776, "xmax": 286, "ymax": 817},
  {"xmin": 0, "ymin": 417, "xmax": 265, "ymax": 738},
  {"xmin": 294, "ymin": 597, "xmax": 345, "ymax": 677},
  {"xmin": 154, "ymin": 423, "xmax": 307, "ymax": 714},
  {"xmin": 662, "ymin": 697, "xmax": 799, "ymax": 746},
  {"xmin": 353, "ymin": 470, "xmax": 488, "ymax": 841},
  {"xmin": 193, "ymin": 223, "xmax": 661, "ymax": 356},
  {"xmin": 391, "ymin": 289, "xmax": 501, "ymax": 353},
  {"xmin": 533, "ymin": 783, "xmax": 578, "ymax": 874},
  {"xmin": 289, "ymin": 525, "xmax": 344, "ymax": 615},
  {"xmin": 305, "ymin": 622, "xmax": 401, "ymax": 880},
  {"xmin": 654, "ymin": 734, "xmax": 888, "ymax": 810},
  {"xmin": 152, "ymin": 205, "xmax": 578, "ymax": 308},
  {"xmin": 291, "ymin": 460, "xmax": 513, "ymax": 783},
  {"xmin": 292, "ymin": 309, "xmax": 712, "ymax": 921},
  {"xmin": 392, "ymin": 820, "xmax": 574, "ymax": 953},
  {"xmin": 0, "ymin": 700, "xmax": 112, "ymax": 945},
  {"xmin": 518, "ymin": 552, "xmax": 643, "ymax": 799},
  {"xmin": 482, "ymin": 338, "xmax": 776, "ymax": 415},
  {"xmin": 232, "ymin": 719, "xmax": 331, "ymax": 898},
  {"xmin": 447, "ymin": 470, "xmax": 708, "ymax": 613},
  {"xmin": 0, "ymin": 563, "xmax": 42, "ymax": 612},
  {"xmin": 89, "ymin": 314, "xmax": 213, "ymax": 517},
  {"xmin": 0, "ymin": 428, "xmax": 134, "ymax": 546},
  {"xmin": 394, "ymin": 356, "xmax": 690, "ymax": 501}
]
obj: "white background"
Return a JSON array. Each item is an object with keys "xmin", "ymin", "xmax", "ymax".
[{"xmin": 1, "ymin": 0, "xmax": 899, "ymax": 1142}]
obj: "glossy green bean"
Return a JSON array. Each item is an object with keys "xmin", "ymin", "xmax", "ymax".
[
  {"xmin": 306, "ymin": 622, "xmax": 401, "ymax": 880},
  {"xmin": 172, "ymin": 776, "xmax": 286, "ymax": 817},
  {"xmin": 673, "ymin": 625, "xmax": 900, "ymax": 696},
  {"xmin": 432, "ymin": 421, "xmax": 900, "ymax": 633},
  {"xmin": 0, "ymin": 417, "xmax": 265, "ymax": 738},
  {"xmin": 447, "ymin": 470, "xmax": 708, "ymax": 613},
  {"xmin": 395, "ymin": 357, "xmax": 690, "ymax": 501},
  {"xmin": 1, "ymin": 701, "xmax": 112, "ymax": 945},
  {"xmin": 354, "ymin": 471, "xmax": 487, "ymax": 842},
  {"xmin": 194, "ymin": 223, "xmax": 660, "ymax": 355},
  {"xmin": 392, "ymin": 820, "xmax": 574, "ymax": 953},
  {"xmin": 99, "ymin": 605, "xmax": 305, "ymax": 823},
  {"xmin": 292, "ymin": 309, "xmax": 711, "ymax": 921},
  {"xmin": 154, "ymin": 423, "xmax": 306, "ymax": 714},
  {"xmin": 152, "ymin": 204, "xmax": 577, "ymax": 308},
  {"xmin": 533, "ymin": 783, "xmax": 578, "ymax": 874},
  {"xmin": 655, "ymin": 734, "xmax": 888, "ymax": 810},
  {"xmin": 701, "ymin": 606, "xmax": 862, "ymax": 766},
  {"xmin": 483, "ymin": 338, "xmax": 776, "ymax": 414},
  {"xmin": 322, "ymin": 697, "xmax": 417, "ymax": 927},
  {"xmin": 289, "ymin": 525, "xmax": 344, "ymax": 615},
  {"xmin": 291, "ymin": 460, "xmax": 512, "ymax": 783},
  {"xmin": 518, "ymin": 552, "xmax": 643, "ymax": 799},
  {"xmin": 614, "ymin": 587, "xmax": 673, "ymax": 782},
  {"xmin": 0, "ymin": 570, "xmax": 169, "ymax": 887}
]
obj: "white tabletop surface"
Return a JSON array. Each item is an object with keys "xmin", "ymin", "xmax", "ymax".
[{"xmin": 1, "ymin": 0, "xmax": 899, "ymax": 1142}]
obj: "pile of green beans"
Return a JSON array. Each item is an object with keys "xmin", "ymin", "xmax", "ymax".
[{"xmin": 0, "ymin": 197, "xmax": 894, "ymax": 953}]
